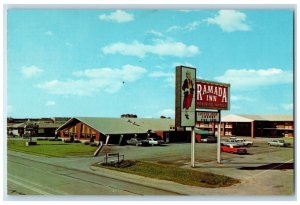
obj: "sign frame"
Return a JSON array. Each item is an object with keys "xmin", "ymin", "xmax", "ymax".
[
  {"xmin": 175, "ymin": 66, "xmax": 196, "ymax": 127},
  {"xmin": 195, "ymin": 79, "xmax": 230, "ymax": 110}
]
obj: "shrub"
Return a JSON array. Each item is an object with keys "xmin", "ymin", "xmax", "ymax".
[
  {"xmin": 90, "ymin": 142, "xmax": 98, "ymax": 147},
  {"xmin": 26, "ymin": 141, "xmax": 37, "ymax": 146},
  {"xmin": 73, "ymin": 139, "xmax": 81, "ymax": 143},
  {"xmin": 115, "ymin": 160, "xmax": 136, "ymax": 168},
  {"xmin": 64, "ymin": 139, "xmax": 72, "ymax": 143},
  {"xmin": 84, "ymin": 141, "xmax": 90, "ymax": 145}
]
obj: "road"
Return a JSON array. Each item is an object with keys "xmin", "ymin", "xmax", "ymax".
[
  {"xmin": 5, "ymin": 139, "xmax": 295, "ymax": 197},
  {"xmin": 7, "ymin": 153, "xmax": 182, "ymax": 196}
]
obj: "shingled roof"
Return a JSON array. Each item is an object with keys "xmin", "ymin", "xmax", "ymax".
[
  {"xmin": 222, "ymin": 114, "xmax": 293, "ymax": 122},
  {"xmin": 57, "ymin": 117, "xmax": 175, "ymax": 135}
]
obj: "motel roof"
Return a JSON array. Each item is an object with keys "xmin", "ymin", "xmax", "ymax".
[
  {"xmin": 57, "ymin": 117, "xmax": 175, "ymax": 135},
  {"xmin": 56, "ymin": 114, "xmax": 293, "ymax": 135},
  {"xmin": 222, "ymin": 114, "xmax": 293, "ymax": 122},
  {"xmin": 37, "ymin": 122, "xmax": 65, "ymax": 129},
  {"xmin": 8, "ymin": 122, "xmax": 26, "ymax": 128}
]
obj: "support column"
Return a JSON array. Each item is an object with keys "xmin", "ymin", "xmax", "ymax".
[
  {"xmin": 251, "ymin": 121, "xmax": 255, "ymax": 139},
  {"xmin": 76, "ymin": 123, "xmax": 82, "ymax": 139},
  {"xmin": 217, "ymin": 110, "xmax": 221, "ymax": 164},
  {"xmin": 105, "ymin": 135, "xmax": 110, "ymax": 145},
  {"xmin": 119, "ymin": 135, "xmax": 124, "ymax": 145},
  {"xmin": 191, "ymin": 127, "xmax": 195, "ymax": 168}
]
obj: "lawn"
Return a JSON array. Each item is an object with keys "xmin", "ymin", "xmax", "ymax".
[
  {"xmin": 8, "ymin": 138, "xmax": 240, "ymax": 188},
  {"xmin": 7, "ymin": 139, "xmax": 98, "ymax": 157},
  {"xmin": 94, "ymin": 160, "xmax": 240, "ymax": 188}
]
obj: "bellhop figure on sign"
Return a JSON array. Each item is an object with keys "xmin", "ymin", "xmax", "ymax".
[
  {"xmin": 175, "ymin": 66, "xmax": 196, "ymax": 127},
  {"xmin": 182, "ymin": 70, "xmax": 194, "ymax": 120}
]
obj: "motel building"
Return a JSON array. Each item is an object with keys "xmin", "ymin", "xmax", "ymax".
[
  {"xmin": 56, "ymin": 117, "xmax": 190, "ymax": 144},
  {"xmin": 7, "ymin": 117, "xmax": 69, "ymax": 137},
  {"xmin": 55, "ymin": 114, "xmax": 294, "ymax": 145},
  {"xmin": 196, "ymin": 114, "xmax": 294, "ymax": 138}
]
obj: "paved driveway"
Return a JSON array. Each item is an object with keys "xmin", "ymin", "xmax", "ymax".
[
  {"xmin": 6, "ymin": 137, "xmax": 295, "ymax": 198},
  {"xmin": 97, "ymin": 138, "xmax": 294, "ymax": 196}
]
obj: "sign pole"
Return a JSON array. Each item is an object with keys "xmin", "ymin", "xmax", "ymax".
[
  {"xmin": 191, "ymin": 126, "xmax": 195, "ymax": 167},
  {"xmin": 217, "ymin": 110, "xmax": 221, "ymax": 163}
]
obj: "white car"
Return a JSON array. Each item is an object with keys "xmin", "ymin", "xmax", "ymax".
[
  {"xmin": 236, "ymin": 138, "xmax": 254, "ymax": 147},
  {"xmin": 145, "ymin": 138, "xmax": 165, "ymax": 146},
  {"xmin": 221, "ymin": 137, "xmax": 243, "ymax": 147},
  {"xmin": 267, "ymin": 139, "xmax": 290, "ymax": 147}
]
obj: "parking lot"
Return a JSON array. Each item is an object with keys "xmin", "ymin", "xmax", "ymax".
[
  {"xmin": 7, "ymin": 136, "xmax": 294, "ymax": 196},
  {"xmin": 99, "ymin": 137, "xmax": 294, "ymax": 195},
  {"xmin": 101, "ymin": 137, "xmax": 293, "ymax": 166}
]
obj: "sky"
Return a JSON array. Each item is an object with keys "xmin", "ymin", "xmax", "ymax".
[{"xmin": 6, "ymin": 8, "xmax": 294, "ymax": 118}]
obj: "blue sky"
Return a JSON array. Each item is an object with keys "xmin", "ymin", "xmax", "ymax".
[{"xmin": 6, "ymin": 9, "xmax": 294, "ymax": 118}]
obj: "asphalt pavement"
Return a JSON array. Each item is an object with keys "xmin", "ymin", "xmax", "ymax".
[{"xmin": 5, "ymin": 137, "xmax": 295, "ymax": 198}]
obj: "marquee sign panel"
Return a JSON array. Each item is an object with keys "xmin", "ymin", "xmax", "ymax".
[
  {"xmin": 195, "ymin": 80, "xmax": 230, "ymax": 110},
  {"xmin": 196, "ymin": 111, "xmax": 220, "ymax": 122}
]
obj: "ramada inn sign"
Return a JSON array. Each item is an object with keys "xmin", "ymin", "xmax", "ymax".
[
  {"xmin": 175, "ymin": 65, "xmax": 230, "ymax": 166},
  {"xmin": 196, "ymin": 80, "xmax": 229, "ymax": 110},
  {"xmin": 175, "ymin": 66, "xmax": 230, "ymax": 127}
]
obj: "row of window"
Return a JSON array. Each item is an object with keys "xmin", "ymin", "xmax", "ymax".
[{"xmin": 63, "ymin": 132, "xmax": 96, "ymax": 139}]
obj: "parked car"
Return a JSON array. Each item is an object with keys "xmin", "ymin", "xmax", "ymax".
[
  {"xmin": 144, "ymin": 138, "xmax": 165, "ymax": 146},
  {"xmin": 201, "ymin": 135, "xmax": 217, "ymax": 143},
  {"xmin": 267, "ymin": 139, "xmax": 291, "ymax": 147},
  {"xmin": 221, "ymin": 144, "xmax": 247, "ymax": 154},
  {"xmin": 235, "ymin": 138, "xmax": 254, "ymax": 147},
  {"xmin": 221, "ymin": 137, "xmax": 243, "ymax": 147},
  {"xmin": 126, "ymin": 138, "xmax": 143, "ymax": 146}
]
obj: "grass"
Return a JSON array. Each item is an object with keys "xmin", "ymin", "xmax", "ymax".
[
  {"xmin": 7, "ymin": 139, "xmax": 97, "ymax": 157},
  {"xmin": 8, "ymin": 138, "xmax": 240, "ymax": 188},
  {"xmin": 94, "ymin": 160, "xmax": 240, "ymax": 188}
]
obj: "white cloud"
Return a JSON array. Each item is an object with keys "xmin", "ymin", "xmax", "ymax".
[
  {"xmin": 45, "ymin": 101, "xmax": 56, "ymax": 107},
  {"xmin": 102, "ymin": 39, "xmax": 199, "ymax": 58},
  {"xmin": 21, "ymin": 65, "xmax": 43, "ymax": 78},
  {"xmin": 167, "ymin": 21, "xmax": 202, "ymax": 32},
  {"xmin": 166, "ymin": 25, "xmax": 181, "ymax": 32},
  {"xmin": 206, "ymin": 10, "xmax": 250, "ymax": 32},
  {"xmin": 149, "ymin": 71, "xmax": 174, "ymax": 87},
  {"xmin": 158, "ymin": 109, "xmax": 175, "ymax": 118},
  {"xmin": 147, "ymin": 30, "xmax": 163, "ymax": 37},
  {"xmin": 214, "ymin": 68, "xmax": 293, "ymax": 90},
  {"xmin": 37, "ymin": 65, "xmax": 147, "ymax": 96},
  {"xmin": 99, "ymin": 10, "xmax": 134, "ymax": 23},
  {"xmin": 44, "ymin": 31, "xmax": 53, "ymax": 36},
  {"xmin": 65, "ymin": 42, "xmax": 73, "ymax": 47},
  {"xmin": 186, "ymin": 21, "xmax": 202, "ymax": 31},
  {"xmin": 281, "ymin": 103, "xmax": 293, "ymax": 111}
]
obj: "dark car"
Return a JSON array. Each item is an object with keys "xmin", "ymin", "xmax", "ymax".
[
  {"xmin": 201, "ymin": 135, "xmax": 217, "ymax": 143},
  {"xmin": 126, "ymin": 138, "xmax": 143, "ymax": 146}
]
